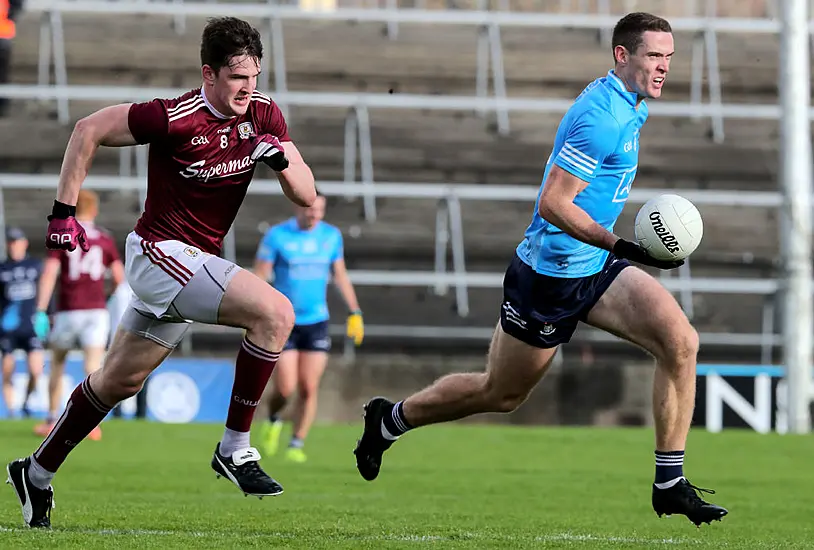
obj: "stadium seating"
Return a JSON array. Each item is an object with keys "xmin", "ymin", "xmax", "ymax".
[{"xmin": 0, "ymin": 4, "xmax": 789, "ymax": 353}]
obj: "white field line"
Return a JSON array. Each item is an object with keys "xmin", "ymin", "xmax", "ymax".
[{"xmin": 0, "ymin": 526, "xmax": 720, "ymax": 545}]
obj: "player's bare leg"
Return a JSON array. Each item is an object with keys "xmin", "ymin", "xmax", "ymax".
[
  {"xmin": 34, "ymin": 348, "xmax": 69, "ymax": 437},
  {"xmin": 354, "ymin": 323, "xmax": 557, "ymax": 481},
  {"xmin": 2, "ymin": 353, "xmax": 15, "ymax": 417},
  {"xmin": 82, "ymin": 346, "xmax": 105, "ymax": 441},
  {"xmin": 47, "ymin": 349, "xmax": 69, "ymax": 419},
  {"xmin": 23, "ymin": 350, "xmax": 44, "ymax": 417},
  {"xmin": 585, "ymin": 266, "xmax": 727, "ymax": 526},
  {"xmin": 212, "ymin": 268, "xmax": 294, "ymax": 496},
  {"xmin": 286, "ymin": 351, "xmax": 328, "ymax": 462},
  {"xmin": 262, "ymin": 350, "xmax": 298, "ymax": 457},
  {"xmin": 82, "ymin": 346, "xmax": 105, "ymax": 440}
]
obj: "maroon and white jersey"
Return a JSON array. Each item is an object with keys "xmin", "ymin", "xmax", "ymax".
[
  {"xmin": 128, "ymin": 88, "xmax": 290, "ymax": 255},
  {"xmin": 48, "ymin": 222, "xmax": 120, "ymax": 312}
]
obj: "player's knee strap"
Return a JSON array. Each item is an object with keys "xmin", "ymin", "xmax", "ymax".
[
  {"xmin": 169, "ymin": 255, "xmax": 242, "ymax": 325},
  {"xmin": 119, "ymin": 307, "xmax": 190, "ymax": 349}
]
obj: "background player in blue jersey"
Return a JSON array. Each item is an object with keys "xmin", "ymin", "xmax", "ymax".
[
  {"xmin": 0, "ymin": 228, "xmax": 47, "ymax": 418},
  {"xmin": 354, "ymin": 12, "xmax": 727, "ymax": 527},
  {"xmin": 254, "ymin": 191, "xmax": 363, "ymax": 462}
]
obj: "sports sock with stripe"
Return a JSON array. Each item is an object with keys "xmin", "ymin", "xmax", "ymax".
[
  {"xmin": 31, "ymin": 376, "xmax": 112, "ymax": 488},
  {"xmin": 381, "ymin": 400, "xmax": 413, "ymax": 441},
  {"xmin": 654, "ymin": 450, "xmax": 685, "ymax": 489},
  {"xmin": 220, "ymin": 337, "xmax": 279, "ymax": 456}
]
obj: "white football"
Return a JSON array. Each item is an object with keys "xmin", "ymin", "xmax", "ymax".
[{"xmin": 634, "ymin": 194, "xmax": 703, "ymax": 262}]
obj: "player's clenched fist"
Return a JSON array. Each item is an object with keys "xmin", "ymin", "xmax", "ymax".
[
  {"xmin": 250, "ymin": 134, "xmax": 290, "ymax": 172},
  {"xmin": 46, "ymin": 200, "xmax": 89, "ymax": 252}
]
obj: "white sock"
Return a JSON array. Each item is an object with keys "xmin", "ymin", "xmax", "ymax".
[
  {"xmin": 28, "ymin": 456, "xmax": 55, "ymax": 491},
  {"xmin": 654, "ymin": 476, "xmax": 685, "ymax": 490},
  {"xmin": 220, "ymin": 428, "xmax": 251, "ymax": 457}
]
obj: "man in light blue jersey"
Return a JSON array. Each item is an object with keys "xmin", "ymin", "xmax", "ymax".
[
  {"xmin": 255, "ymin": 191, "xmax": 363, "ymax": 462},
  {"xmin": 353, "ymin": 12, "xmax": 727, "ymax": 527}
]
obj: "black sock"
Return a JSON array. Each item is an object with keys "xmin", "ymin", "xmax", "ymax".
[
  {"xmin": 654, "ymin": 450, "xmax": 684, "ymax": 486},
  {"xmin": 269, "ymin": 413, "xmax": 280, "ymax": 424},
  {"xmin": 380, "ymin": 401, "xmax": 413, "ymax": 440}
]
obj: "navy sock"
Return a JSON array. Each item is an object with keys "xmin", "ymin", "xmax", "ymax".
[
  {"xmin": 269, "ymin": 414, "xmax": 280, "ymax": 424},
  {"xmin": 654, "ymin": 450, "xmax": 684, "ymax": 485},
  {"xmin": 381, "ymin": 401, "xmax": 413, "ymax": 440}
]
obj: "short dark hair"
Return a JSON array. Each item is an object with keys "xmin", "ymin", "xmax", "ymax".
[
  {"xmin": 612, "ymin": 12, "xmax": 672, "ymax": 61},
  {"xmin": 200, "ymin": 17, "xmax": 263, "ymax": 73}
]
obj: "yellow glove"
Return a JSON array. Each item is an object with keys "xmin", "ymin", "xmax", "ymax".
[{"xmin": 346, "ymin": 310, "xmax": 364, "ymax": 346}]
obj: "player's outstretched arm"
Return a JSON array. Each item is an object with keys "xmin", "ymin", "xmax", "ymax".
[
  {"xmin": 332, "ymin": 257, "xmax": 361, "ymax": 313},
  {"xmin": 253, "ymin": 228, "xmax": 276, "ymax": 283},
  {"xmin": 277, "ymin": 141, "xmax": 316, "ymax": 207},
  {"xmin": 538, "ymin": 164, "xmax": 619, "ymax": 251},
  {"xmin": 35, "ymin": 257, "xmax": 60, "ymax": 314},
  {"xmin": 253, "ymin": 259, "xmax": 273, "ymax": 283},
  {"xmin": 332, "ymin": 257, "xmax": 363, "ymax": 346},
  {"xmin": 33, "ymin": 256, "xmax": 60, "ymax": 338},
  {"xmin": 56, "ymin": 104, "xmax": 138, "ymax": 207},
  {"xmin": 109, "ymin": 259, "xmax": 126, "ymax": 291}
]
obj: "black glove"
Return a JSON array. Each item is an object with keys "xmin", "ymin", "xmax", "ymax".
[
  {"xmin": 612, "ymin": 238, "xmax": 684, "ymax": 270},
  {"xmin": 249, "ymin": 134, "xmax": 290, "ymax": 172}
]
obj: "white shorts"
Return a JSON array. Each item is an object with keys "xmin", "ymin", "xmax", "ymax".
[
  {"xmin": 125, "ymin": 232, "xmax": 212, "ymax": 319},
  {"xmin": 50, "ymin": 309, "xmax": 111, "ymax": 350}
]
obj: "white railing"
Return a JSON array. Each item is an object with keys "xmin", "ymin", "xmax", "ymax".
[
  {"xmin": 0, "ymin": 82, "xmax": 792, "ymax": 225},
  {"xmin": 177, "ymin": 321, "xmax": 783, "ymax": 359},
  {"xmin": 0, "ymin": 173, "xmax": 785, "ymax": 360},
  {"xmin": 16, "ymin": 1, "xmax": 797, "ymax": 143}
]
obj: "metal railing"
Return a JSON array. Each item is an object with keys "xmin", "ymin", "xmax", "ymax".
[
  {"xmin": 19, "ymin": 0, "xmax": 794, "ymax": 141},
  {"xmin": 0, "ymin": 173, "xmax": 787, "ymax": 359},
  {"xmin": 0, "ymin": 82, "xmax": 796, "ymax": 226}
]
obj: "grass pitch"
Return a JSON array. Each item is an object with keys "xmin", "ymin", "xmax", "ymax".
[{"xmin": 2, "ymin": 420, "xmax": 813, "ymax": 548}]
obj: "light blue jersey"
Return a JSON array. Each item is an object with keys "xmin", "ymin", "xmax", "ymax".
[
  {"xmin": 256, "ymin": 218, "xmax": 344, "ymax": 326},
  {"xmin": 516, "ymin": 70, "xmax": 648, "ymax": 278}
]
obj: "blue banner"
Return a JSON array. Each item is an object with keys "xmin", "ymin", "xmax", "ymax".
[{"xmin": 0, "ymin": 355, "xmax": 236, "ymax": 423}]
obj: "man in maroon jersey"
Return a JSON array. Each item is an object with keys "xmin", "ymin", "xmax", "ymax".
[
  {"xmin": 6, "ymin": 17, "xmax": 316, "ymax": 528},
  {"xmin": 33, "ymin": 189, "xmax": 125, "ymax": 441}
]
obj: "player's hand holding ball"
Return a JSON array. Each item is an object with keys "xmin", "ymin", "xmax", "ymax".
[
  {"xmin": 46, "ymin": 200, "xmax": 89, "ymax": 252},
  {"xmin": 614, "ymin": 193, "xmax": 703, "ymax": 270},
  {"xmin": 250, "ymin": 134, "xmax": 290, "ymax": 172}
]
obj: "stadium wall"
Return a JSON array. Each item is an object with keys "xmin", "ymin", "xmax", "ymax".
[{"xmin": 2, "ymin": 354, "xmax": 793, "ymax": 433}]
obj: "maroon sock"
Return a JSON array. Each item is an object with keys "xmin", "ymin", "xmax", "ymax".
[
  {"xmin": 226, "ymin": 337, "xmax": 279, "ymax": 432},
  {"xmin": 33, "ymin": 377, "xmax": 111, "ymax": 472}
]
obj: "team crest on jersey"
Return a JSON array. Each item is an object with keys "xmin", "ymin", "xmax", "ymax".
[
  {"xmin": 183, "ymin": 247, "xmax": 200, "ymax": 259},
  {"xmin": 238, "ymin": 122, "xmax": 254, "ymax": 140},
  {"xmin": 303, "ymin": 240, "xmax": 318, "ymax": 254}
]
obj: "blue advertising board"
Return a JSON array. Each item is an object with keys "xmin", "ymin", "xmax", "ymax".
[{"xmin": 0, "ymin": 354, "xmax": 236, "ymax": 423}]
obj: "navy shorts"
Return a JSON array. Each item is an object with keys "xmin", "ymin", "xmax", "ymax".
[
  {"xmin": 0, "ymin": 327, "xmax": 43, "ymax": 355},
  {"xmin": 499, "ymin": 253, "xmax": 630, "ymax": 349},
  {"xmin": 283, "ymin": 321, "xmax": 331, "ymax": 352}
]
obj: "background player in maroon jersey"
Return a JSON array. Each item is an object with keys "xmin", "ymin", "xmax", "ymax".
[
  {"xmin": 32, "ymin": 189, "xmax": 125, "ymax": 440},
  {"xmin": 6, "ymin": 17, "xmax": 316, "ymax": 528}
]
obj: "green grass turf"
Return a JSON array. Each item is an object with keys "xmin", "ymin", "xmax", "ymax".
[{"xmin": 1, "ymin": 420, "xmax": 813, "ymax": 548}]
